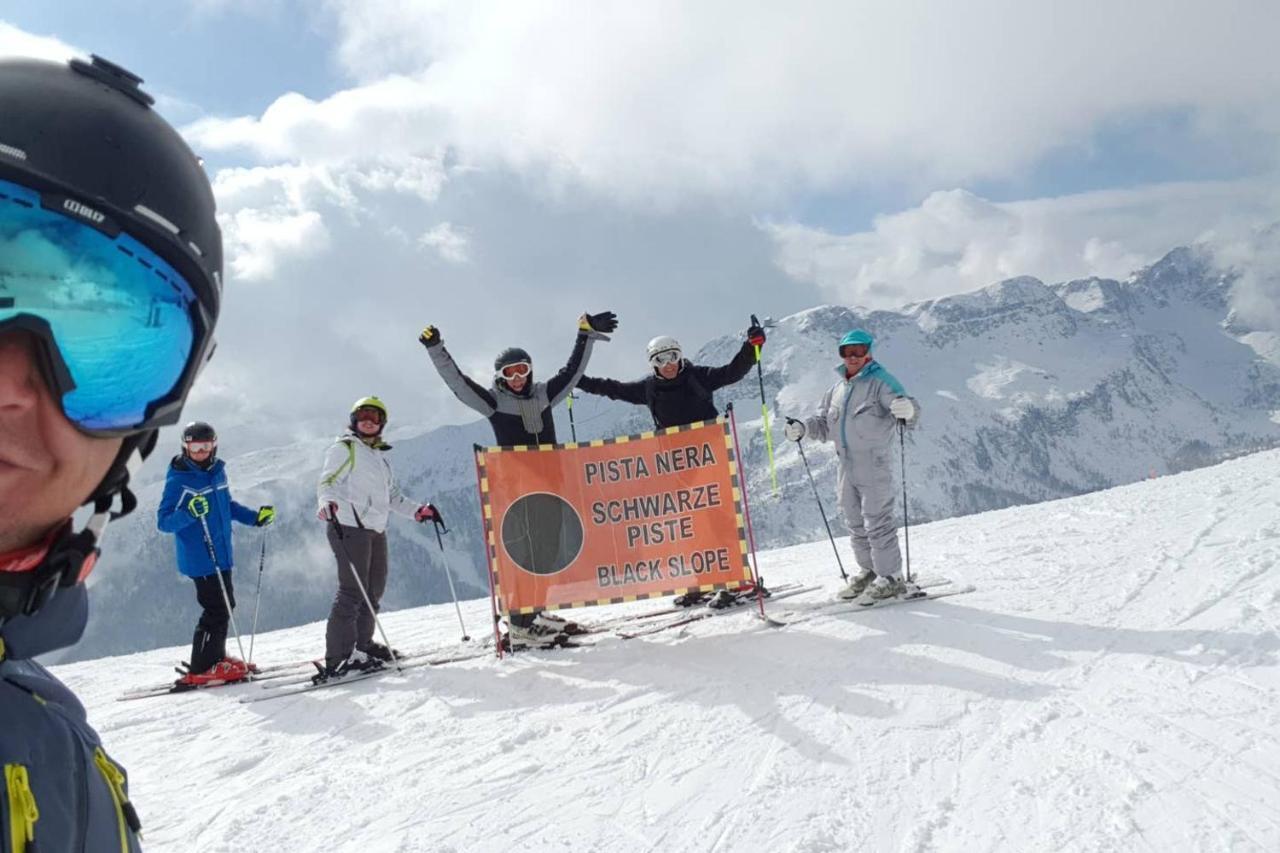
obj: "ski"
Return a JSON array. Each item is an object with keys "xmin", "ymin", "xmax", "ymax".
[
  {"xmin": 534, "ymin": 581, "xmax": 808, "ymax": 636},
  {"xmin": 118, "ymin": 675, "xmax": 254, "ymax": 701},
  {"xmin": 772, "ymin": 583, "xmax": 976, "ymax": 626},
  {"xmin": 256, "ymin": 647, "xmax": 486, "ymax": 690},
  {"xmin": 616, "ymin": 584, "xmax": 824, "ymax": 639},
  {"xmin": 242, "ymin": 641, "xmax": 593, "ymax": 703},
  {"xmin": 118, "ymin": 639, "xmax": 488, "ymax": 698}
]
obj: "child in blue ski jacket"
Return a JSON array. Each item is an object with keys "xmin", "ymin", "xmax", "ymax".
[{"xmin": 156, "ymin": 422, "xmax": 274, "ymax": 684}]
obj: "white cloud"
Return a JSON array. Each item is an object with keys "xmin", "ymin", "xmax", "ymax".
[
  {"xmin": 1215, "ymin": 223, "xmax": 1280, "ymax": 333},
  {"xmin": 222, "ymin": 207, "xmax": 329, "ymax": 282},
  {"xmin": 0, "ymin": 21, "xmax": 79, "ymax": 62},
  {"xmin": 418, "ymin": 222, "xmax": 469, "ymax": 263},
  {"xmin": 766, "ymin": 180, "xmax": 1280, "ymax": 307},
  {"xmin": 211, "ymin": 156, "xmax": 447, "ymax": 281},
  {"xmin": 181, "ymin": 1, "xmax": 1280, "ymax": 203}
]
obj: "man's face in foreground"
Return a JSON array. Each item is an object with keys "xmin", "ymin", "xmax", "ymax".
[{"xmin": 0, "ymin": 331, "xmax": 122, "ymax": 552}]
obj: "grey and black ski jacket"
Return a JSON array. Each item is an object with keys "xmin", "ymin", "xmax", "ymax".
[
  {"xmin": 0, "ymin": 582, "xmax": 143, "ymax": 852},
  {"xmin": 427, "ymin": 329, "xmax": 600, "ymax": 446}
]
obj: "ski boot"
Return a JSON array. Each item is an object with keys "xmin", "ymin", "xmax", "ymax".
[
  {"xmin": 705, "ymin": 589, "xmax": 739, "ymax": 610},
  {"xmin": 673, "ymin": 590, "xmax": 708, "ymax": 607},
  {"xmin": 532, "ymin": 611, "xmax": 585, "ymax": 636},
  {"xmin": 175, "ymin": 658, "xmax": 250, "ymax": 689},
  {"xmin": 221, "ymin": 655, "xmax": 260, "ymax": 675},
  {"xmin": 311, "ymin": 649, "xmax": 384, "ymax": 685},
  {"xmin": 838, "ymin": 569, "xmax": 876, "ymax": 601},
  {"xmin": 858, "ymin": 574, "xmax": 920, "ymax": 604},
  {"xmin": 506, "ymin": 620, "xmax": 567, "ymax": 650},
  {"xmin": 358, "ymin": 642, "xmax": 401, "ymax": 663}
]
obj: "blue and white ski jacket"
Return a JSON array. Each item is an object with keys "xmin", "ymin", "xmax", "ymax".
[{"xmin": 156, "ymin": 456, "xmax": 258, "ymax": 578}]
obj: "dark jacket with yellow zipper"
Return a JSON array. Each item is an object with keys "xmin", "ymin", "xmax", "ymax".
[{"xmin": 1, "ymin": 580, "xmax": 142, "ymax": 852}]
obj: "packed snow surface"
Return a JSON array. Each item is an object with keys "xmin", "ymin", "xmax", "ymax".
[{"xmin": 60, "ymin": 450, "xmax": 1280, "ymax": 852}]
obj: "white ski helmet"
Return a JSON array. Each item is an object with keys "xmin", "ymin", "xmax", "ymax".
[{"xmin": 646, "ymin": 335, "xmax": 682, "ymax": 361}]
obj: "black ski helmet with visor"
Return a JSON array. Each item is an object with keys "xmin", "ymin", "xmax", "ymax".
[{"xmin": 0, "ymin": 55, "xmax": 222, "ymax": 619}]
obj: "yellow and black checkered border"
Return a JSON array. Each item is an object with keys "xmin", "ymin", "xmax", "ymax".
[
  {"xmin": 472, "ymin": 446, "xmax": 505, "ymax": 613},
  {"xmin": 473, "ymin": 415, "xmax": 755, "ymax": 614},
  {"xmin": 476, "ymin": 415, "xmax": 725, "ymax": 454}
]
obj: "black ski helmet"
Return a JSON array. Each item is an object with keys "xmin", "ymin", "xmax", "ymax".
[
  {"xmin": 0, "ymin": 55, "xmax": 222, "ymax": 618},
  {"xmin": 0, "ymin": 55, "xmax": 222, "ymax": 505},
  {"xmin": 181, "ymin": 421, "xmax": 218, "ymax": 461},
  {"xmin": 494, "ymin": 347, "xmax": 532, "ymax": 373}
]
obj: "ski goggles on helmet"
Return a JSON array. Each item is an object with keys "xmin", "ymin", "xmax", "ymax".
[
  {"xmin": 498, "ymin": 362, "xmax": 532, "ymax": 380},
  {"xmin": 839, "ymin": 343, "xmax": 870, "ymax": 359},
  {"xmin": 183, "ymin": 440, "xmax": 216, "ymax": 454},
  {"xmin": 0, "ymin": 177, "xmax": 210, "ymax": 435},
  {"xmin": 353, "ymin": 405, "xmax": 386, "ymax": 424},
  {"xmin": 649, "ymin": 349, "xmax": 681, "ymax": 368}
]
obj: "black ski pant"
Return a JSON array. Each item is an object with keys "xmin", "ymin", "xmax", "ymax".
[
  {"xmin": 190, "ymin": 571, "xmax": 235, "ymax": 673},
  {"xmin": 324, "ymin": 524, "xmax": 388, "ymax": 667}
]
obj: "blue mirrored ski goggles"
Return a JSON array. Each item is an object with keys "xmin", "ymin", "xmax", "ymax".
[{"xmin": 0, "ymin": 177, "xmax": 204, "ymax": 433}]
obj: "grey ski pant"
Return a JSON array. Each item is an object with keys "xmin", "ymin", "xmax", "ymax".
[
  {"xmin": 324, "ymin": 524, "xmax": 389, "ymax": 665},
  {"xmin": 836, "ymin": 450, "xmax": 902, "ymax": 578}
]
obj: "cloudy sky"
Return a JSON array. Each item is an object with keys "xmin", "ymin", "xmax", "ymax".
[{"xmin": 3, "ymin": 1, "xmax": 1279, "ymax": 440}]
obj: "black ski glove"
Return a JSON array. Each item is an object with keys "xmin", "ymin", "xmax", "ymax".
[
  {"xmin": 581, "ymin": 311, "xmax": 618, "ymax": 334},
  {"xmin": 419, "ymin": 325, "xmax": 442, "ymax": 349}
]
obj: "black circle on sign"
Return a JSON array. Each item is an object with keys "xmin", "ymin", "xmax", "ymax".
[{"xmin": 500, "ymin": 492, "xmax": 584, "ymax": 576}]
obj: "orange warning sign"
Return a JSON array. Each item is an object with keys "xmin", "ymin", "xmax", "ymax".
[{"xmin": 475, "ymin": 418, "xmax": 754, "ymax": 615}]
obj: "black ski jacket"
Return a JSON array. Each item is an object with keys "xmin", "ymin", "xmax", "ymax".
[{"xmin": 577, "ymin": 341, "xmax": 756, "ymax": 429}]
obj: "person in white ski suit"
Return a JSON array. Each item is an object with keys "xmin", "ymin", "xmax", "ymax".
[
  {"xmin": 315, "ymin": 397, "xmax": 439, "ymax": 678},
  {"xmin": 786, "ymin": 329, "xmax": 920, "ymax": 601}
]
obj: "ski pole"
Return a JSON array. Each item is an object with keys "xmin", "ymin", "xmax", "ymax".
[
  {"xmin": 195, "ymin": 513, "xmax": 250, "ymax": 664},
  {"xmin": 329, "ymin": 515, "xmax": 403, "ymax": 672},
  {"xmin": 567, "ymin": 392, "xmax": 578, "ymax": 443},
  {"xmin": 432, "ymin": 520, "xmax": 471, "ymax": 642},
  {"xmin": 246, "ymin": 529, "xmax": 268, "ymax": 667},
  {"xmin": 750, "ymin": 314, "xmax": 779, "ymax": 495},
  {"xmin": 726, "ymin": 404, "xmax": 765, "ymax": 611},
  {"xmin": 899, "ymin": 421, "xmax": 912, "ymax": 584},
  {"xmin": 789, "ymin": 429, "xmax": 848, "ymax": 581}
]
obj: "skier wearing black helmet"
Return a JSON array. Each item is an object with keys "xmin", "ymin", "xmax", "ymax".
[
  {"xmin": 0, "ymin": 54, "xmax": 224, "ymax": 850},
  {"xmin": 157, "ymin": 421, "xmax": 275, "ymax": 688},
  {"xmin": 419, "ymin": 312, "xmax": 617, "ymax": 645},
  {"xmin": 419, "ymin": 311, "xmax": 618, "ymax": 446}
]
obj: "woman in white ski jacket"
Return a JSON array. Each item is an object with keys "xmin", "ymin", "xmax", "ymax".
[{"xmin": 315, "ymin": 396, "xmax": 438, "ymax": 680}]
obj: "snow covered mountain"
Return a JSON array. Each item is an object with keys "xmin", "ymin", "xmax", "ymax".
[
  {"xmin": 58, "ymin": 448, "xmax": 1280, "ymax": 851},
  {"xmin": 72, "ymin": 245, "xmax": 1280, "ymax": 661}
]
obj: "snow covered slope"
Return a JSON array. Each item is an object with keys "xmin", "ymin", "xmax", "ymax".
[
  {"xmin": 59, "ymin": 448, "xmax": 1280, "ymax": 851},
  {"xmin": 70, "ymin": 245, "xmax": 1280, "ymax": 663}
]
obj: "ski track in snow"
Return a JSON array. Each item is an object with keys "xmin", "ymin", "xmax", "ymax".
[{"xmin": 58, "ymin": 450, "xmax": 1280, "ymax": 852}]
